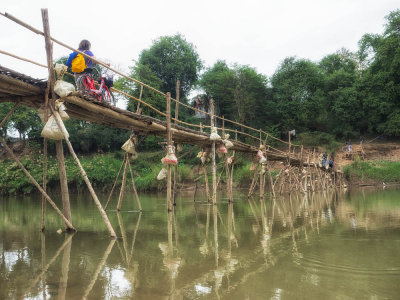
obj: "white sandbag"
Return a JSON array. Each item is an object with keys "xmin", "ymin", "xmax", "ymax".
[
  {"xmin": 256, "ymin": 150, "xmax": 263, "ymax": 159},
  {"xmin": 223, "ymin": 139, "xmax": 233, "ymax": 149},
  {"xmin": 55, "ymin": 100, "xmax": 69, "ymax": 121},
  {"xmin": 54, "ymin": 80, "xmax": 75, "ymax": 98},
  {"xmin": 37, "ymin": 105, "xmax": 51, "ymax": 123},
  {"xmin": 54, "ymin": 63, "xmax": 67, "ymax": 80},
  {"xmin": 121, "ymin": 138, "xmax": 136, "ymax": 154},
  {"xmin": 216, "ymin": 144, "xmax": 227, "ymax": 154},
  {"xmin": 210, "ymin": 127, "xmax": 221, "ymax": 141},
  {"xmin": 41, "ymin": 115, "xmax": 68, "ymax": 140},
  {"xmin": 157, "ymin": 168, "xmax": 167, "ymax": 180},
  {"xmin": 162, "ymin": 145, "xmax": 178, "ymax": 165}
]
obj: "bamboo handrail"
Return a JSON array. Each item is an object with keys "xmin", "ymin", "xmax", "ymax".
[
  {"xmin": 0, "ymin": 49, "xmax": 48, "ymax": 68},
  {"xmin": 0, "ymin": 11, "xmax": 301, "ymax": 149}
]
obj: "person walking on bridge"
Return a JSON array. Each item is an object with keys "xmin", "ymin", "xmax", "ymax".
[{"xmin": 66, "ymin": 39, "xmax": 94, "ymax": 82}]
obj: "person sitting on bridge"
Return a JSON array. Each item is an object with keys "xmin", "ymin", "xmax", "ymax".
[{"xmin": 66, "ymin": 39, "xmax": 94, "ymax": 81}]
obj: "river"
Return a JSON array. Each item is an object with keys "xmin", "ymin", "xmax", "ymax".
[{"xmin": 1, "ymin": 187, "xmax": 399, "ymax": 299}]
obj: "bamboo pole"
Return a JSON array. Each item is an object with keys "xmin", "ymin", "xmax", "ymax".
[
  {"xmin": 82, "ymin": 239, "xmax": 116, "ymax": 300},
  {"xmin": 200, "ymin": 123, "xmax": 210, "ymax": 202},
  {"xmin": 0, "ymin": 102, "xmax": 18, "ymax": 128},
  {"xmin": 0, "ymin": 136, "xmax": 75, "ymax": 230},
  {"xmin": 42, "ymin": 9, "xmax": 73, "ymax": 230},
  {"xmin": 127, "ymin": 157, "xmax": 142, "ymax": 211},
  {"xmin": 24, "ymin": 234, "xmax": 74, "ymax": 296},
  {"xmin": 210, "ymin": 99, "xmax": 217, "ymax": 205},
  {"xmin": 41, "ymin": 233, "xmax": 46, "ymax": 300},
  {"xmin": 0, "ymin": 49, "xmax": 48, "ymax": 68},
  {"xmin": 117, "ymin": 154, "xmax": 129, "ymax": 211},
  {"xmin": 166, "ymin": 92, "xmax": 173, "ymax": 211},
  {"xmin": 56, "ymin": 140, "xmax": 72, "ymax": 227},
  {"xmin": 57, "ymin": 234, "xmax": 72, "ymax": 300},
  {"xmin": 50, "ymin": 107, "xmax": 116, "ymax": 237},
  {"xmin": 136, "ymin": 84, "xmax": 143, "ymax": 114},
  {"xmin": 104, "ymin": 154, "xmax": 127, "ymax": 210},
  {"xmin": 173, "ymin": 81, "xmax": 180, "ymax": 205},
  {"xmin": 128, "ymin": 212, "xmax": 142, "ymax": 265}
]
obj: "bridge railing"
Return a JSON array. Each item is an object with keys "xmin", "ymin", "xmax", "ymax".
[{"xmin": 0, "ymin": 11, "xmax": 308, "ymax": 160}]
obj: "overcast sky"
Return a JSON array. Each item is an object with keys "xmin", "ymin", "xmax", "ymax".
[{"xmin": 1, "ymin": 0, "xmax": 399, "ymax": 81}]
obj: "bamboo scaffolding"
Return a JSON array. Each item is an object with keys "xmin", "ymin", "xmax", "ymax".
[
  {"xmin": 0, "ymin": 136, "xmax": 75, "ymax": 230},
  {"xmin": 127, "ymin": 157, "xmax": 142, "ymax": 211},
  {"xmin": 104, "ymin": 154, "xmax": 127, "ymax": 210},
  {"xmin": 117, "ymin": 153, "xmax": 129, "ymax": 211},
  {"xmin": 210, "ymin": 99, "xmax": 217, "ymax": 205},
  {"xmin": 82, "ymin": 239, "xmax": 116, "ymax": 300},
  {"xmin": 24, "ymin": 234, "xmax": 74, "ymax": 297},
  {"xmin": 166, "ymin": 92, "xmax": 173, "ymax": 211},
  {"xmin": 51, "ymin": 107, "xmax": 116, "ymax": 237}
]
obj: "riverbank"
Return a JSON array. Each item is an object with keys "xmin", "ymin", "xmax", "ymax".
[
  {"xmin": 2, "ymin": 141, "xmax": 400, "ymax": 195},
  {"xmin": 0, "ymin": 150, "xmax": 260, "ymax": 195}
]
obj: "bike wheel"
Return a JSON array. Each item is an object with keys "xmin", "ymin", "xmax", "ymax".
[
  {"xmin": 101, "ymin": 87, "xmax": 114, "ymax": 104},
  {"xmin": 77, "ymin": 76, "xmax": 90, "ymax": 94}
]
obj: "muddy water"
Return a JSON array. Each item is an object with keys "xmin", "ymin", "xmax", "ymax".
[{"xmin": 1, "ymin": 187, "xmax": 400, "ymax": 299}]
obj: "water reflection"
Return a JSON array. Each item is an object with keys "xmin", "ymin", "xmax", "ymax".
[{"xmin": 1, "ymin": 188, "xmax": 400, "ymax": 299}]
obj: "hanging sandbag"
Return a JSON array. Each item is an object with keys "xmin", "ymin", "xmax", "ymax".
[
  {"xmin": 55, "ymin": 100, "xmax": 69, "ymax": 121},
  {"xmin": 54, "ymin": 63, "xmax": 67, "ymax": 80},
  {"xmin": 210, "ymin": 127, "xmax": 221, "ymax": 141},
  {"xmin": 54, "ymin": 80, "xmax": 75, "ymax": 98},
  {"xmin": 256, "ymin": 150, "xmax": 263, "ymax": 159},
  {"xmin": 216, "ymin": 144, "xmax": 227, "ymax": 154},
  {"xmin": 37, "ymin": 105, "xmax": 51, "ymax": 123},
  {"xmin": 41, "ymin": 115, "xmax": 68, "ymax": 140},
  {"xmin": 223, "ymin": 139, "xmax": 233, "ymax": 149},
  {"xmin": 122, "ymin": 138, "xmax": 136, "ymax": 154},
  {"xmin": 162, "ymin": 145, "xmax": 178, "ymax": 165},
  {"xmin": 157, "ymin": 168, "xmax": 167, "ymax": 180},
  {"xmin": 177, "ymin": 144, "xmax": 183, "ymax": 152},
  {"xmin": 250, "ymin": 161, "xmax": 257, "ymax": 171}
]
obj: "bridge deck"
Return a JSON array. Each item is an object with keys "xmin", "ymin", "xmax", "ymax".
[{"xmin": 0, "ymin": 65, "xmax": 302, "ymax": 163}]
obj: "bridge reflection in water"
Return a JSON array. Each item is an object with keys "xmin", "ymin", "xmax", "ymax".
[{"xmin": 1, "ymin": 188, "xmax": 400, "ymax": 299}]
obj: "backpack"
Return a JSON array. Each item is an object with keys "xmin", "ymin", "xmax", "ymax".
[{"xmin": 71, "ymin": 50, "xmax": 87, "ymax": 73}]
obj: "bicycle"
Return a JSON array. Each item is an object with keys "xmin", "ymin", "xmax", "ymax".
[{"xmin": 76, "ymin": 68, "xmax": 115, "ymax": 104}]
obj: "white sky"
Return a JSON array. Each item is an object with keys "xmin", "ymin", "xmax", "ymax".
[{"xmin": 1, "ymin": 0, "xmax": 398, "ymax": 81}]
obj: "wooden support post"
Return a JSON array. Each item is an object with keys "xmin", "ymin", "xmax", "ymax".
[
  {"xmin": 174, "ymin": 80, "xmax": 180, "ymax": 123},
  {"xmin": 0, "ymin": 136, "xmax": 75, "ymax": 230},
  {"xmin": 210, "ymin": 99, "xmax": 217, "ymax": 205},
  {"xmin": 56, "ymin": 140, "xmax": 72, "ymax": 228},
  {"xmin": 82, "ymin": 239, "xmax": 116, "ymax": 300},
  {"xmin": 117, "ymin": 153, "xmax": 129, "ymax": 211},
  {"xmin": 24, "ymin": 234, "xmax": 74, "ymax": 296},
  {"xmin": 200, "ymin": 123, "xmax": 210, "ymax": 202},
  {"xmin": 127, "ymin": 157, "xmax": 142, "ymax": 211},
  {"xmin": 172, "ymin": 81, "xmax": 180, "ymax": 206},
  {"xmin": 136, "ymin": 85, "xmax": 143, "ymax": 114},
  {"xmin": 166, "ymin": 92, "xmax": 173, "ymax": 211},
  {"xmin": 104, "ymin": 154, "xmax": 127, "ymax": 210},
  {"xmin": 42, "ymin": 137, "xmax": 47, "ymax": 232},
  {"xmin": 51, "ymin": 108, "xmax": 116, "ymax": 237}
]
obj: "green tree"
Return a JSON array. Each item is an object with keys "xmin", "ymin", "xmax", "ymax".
[
  {"xmin": 137, "ymin": 33, "xmax": 202, "ymax": 100},
  {"xmin": 199, "ymin": 61, "xmax": 271, "ymax": 131},
  {"xmin": 271, "ymin": 57, "xmax": 325, "ymax": 134},
  {"xmin": 357, "ymin": 9, "xmax": 400, "ymax": 136}
]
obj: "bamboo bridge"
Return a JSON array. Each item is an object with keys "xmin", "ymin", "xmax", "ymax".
[{"xmin": 0, "ymin": 10, "xmax": 343, "ymax": 238}]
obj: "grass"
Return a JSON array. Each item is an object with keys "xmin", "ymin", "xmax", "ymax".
[{"xmin": 343, "ymin": 158, "xmax": 400, "ymax": 183}]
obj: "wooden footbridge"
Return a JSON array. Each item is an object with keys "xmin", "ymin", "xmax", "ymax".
[{"xmin": 0, "ymin": 10, "xmax": 342, "ymax": 238}]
